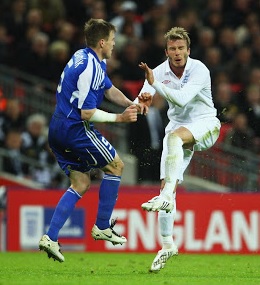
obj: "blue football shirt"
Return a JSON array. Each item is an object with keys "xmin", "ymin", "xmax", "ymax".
[{"xmin": 55, "ymin": 47, "xmax": 112, "ymax": 121}]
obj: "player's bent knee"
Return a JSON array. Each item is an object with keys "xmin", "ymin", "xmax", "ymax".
[
  {"xmin": 70, "ymin": 183, "xmax": 90, "ymax": 196},
  {"xmin": 70, "ymin": 171, "xmax": 91, "ymax": 195},
  {"xmin": 172, "ymin": 127, "xmax": 195, "ymax": 146},
  {"xmin": 168, "ymin": 133, "xmax": 183, "ymax": 144},
  {"xmin": 103, "ymin": 155, "xmax": 124, "ymax": 176}
]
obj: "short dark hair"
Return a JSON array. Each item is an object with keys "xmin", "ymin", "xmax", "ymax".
[{"xmin": 84, "ymin": 18, "xmax": 116, "ymax": 48}]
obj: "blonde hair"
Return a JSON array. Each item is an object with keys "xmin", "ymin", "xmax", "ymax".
[{"xmin": 164, "ymin": 27, "xmax": 190, "ymax": 48}]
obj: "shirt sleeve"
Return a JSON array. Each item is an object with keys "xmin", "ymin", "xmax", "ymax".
[
  {"xmin": 104, "ymin": 74, "xmax": 112, "ymax": 90},
  {"xmin": 101, "ymin": 60, "xmax": 113, "ymax": 90},
  {"xmin": 152, "ymin": 66, "xmax": 210, "ymax": 107},
  {"xmin": 138, "ymin": 79, "xmax": 156, "ymax": 96}
]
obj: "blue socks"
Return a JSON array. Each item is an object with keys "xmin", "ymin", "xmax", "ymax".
[
  {"xmin": 96, "ymin": 174, "xmax": 121, "ymax": 230},
  {"xmin": 47, "ymin": 188, "xmax": 81, "ymax": 241},
  {"xmin": 47, "ymin": 174, "xmax": 121, "ymax": 240}
]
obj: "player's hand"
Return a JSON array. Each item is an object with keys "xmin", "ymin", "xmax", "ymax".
[
  {"xmin": 138, "ymin": 92, "xmax": 152, "ymax": 107},
  {"xmin": 136, "ymin": 92, "xmax": 152, "ymax": 115},
  {"xmin": 139, "ymin": 62, "xmax": 154, "ymax": 85},
  {"xmin": 135, "ymin": 102, "xmax": 147, "ymax": 115},
  {"xmin": 119, "ymin": 104, "xmax": 138, "ymax": 122}
]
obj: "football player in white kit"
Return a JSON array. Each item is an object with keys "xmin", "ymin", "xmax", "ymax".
[{"xmin": 138, "ymin": 27, "xmax": 221, "ymax": 271}]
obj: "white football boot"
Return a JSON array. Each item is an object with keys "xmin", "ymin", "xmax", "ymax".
[
  {"xmin": 39, "ymin": 234, "xmax": 65, "ymax": 262},
  {"xmin": 91, "ymin": 219, "xmax": 127, "ymax": 245},
  {"xmin": 141, "ymin": 196, "xmax": 174, "ymax": 213},
  {"xmin": 150, "ymin": 244, "xmax": 178, "ymax": 272}
]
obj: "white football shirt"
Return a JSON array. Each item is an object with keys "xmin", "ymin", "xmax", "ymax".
[{"xmin": 139, "ymin": 57, "xmax": 217, "ymax": 124}]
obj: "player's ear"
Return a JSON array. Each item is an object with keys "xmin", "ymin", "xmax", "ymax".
[{"xmin": 100, "ymin": 39, "xmax": 105, "ymax": 48}]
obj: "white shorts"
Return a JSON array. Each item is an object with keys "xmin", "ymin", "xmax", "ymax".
[{"xmin": 160, "ymin": 117, "xmax": 221, "ymax": 182}]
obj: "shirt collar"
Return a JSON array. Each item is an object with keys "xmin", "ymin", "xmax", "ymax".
[
  {"xmin": 86, "ymin": 47, "xmax": 107, "ymax": 70},
  {"xmin": 86, "ymin": 47, "xmax": 101, "ymax": 63},
  {"xmin": 165, "ymin": 56, "xmax": 191, "ymax": 74},
  {"xmin": 185, "ymin": 56, "xmax": 192, "ymax": 70}
]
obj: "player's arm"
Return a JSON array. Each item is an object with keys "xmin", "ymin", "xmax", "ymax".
[
  {"xmin": 105, "ymin": 85, "xmax": 148, "ymax": 115},
  {"xmin": 81, "ymin": 106, "xmax": 138, "ymax": 123},
  {"xmin": 105, "ymin": 85, "xmax": 133, "ymax": 107},
  {"xmin": 151, "ymin": 80, "xmax": 203, "ymax": 107},
  {"xmin": 139, "ymin": 62, "xmax": 207, "ymax": 107}
]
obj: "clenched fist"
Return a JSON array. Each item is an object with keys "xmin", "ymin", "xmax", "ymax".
[{"xmin": 117, "ymin": 105, "xmax": 138, "ymax": 122}]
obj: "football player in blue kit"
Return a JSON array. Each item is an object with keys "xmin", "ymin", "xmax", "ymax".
[{"xmin": 39, "ymin": 18, "xmax": 149, "ymax": 262}]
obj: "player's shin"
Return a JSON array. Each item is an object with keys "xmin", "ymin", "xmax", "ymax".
[
  {"xmin": 47, "ymin": 188, "xmax": 81, "ymax": 241},
  {"xmin": 158, "ymin": 192, "xmax": 176, "ymax": 249},
  {"xmin": 161, "ymin": 134, "xmax": 183, "ymax": 199},
  {"xmin": 95, "ymin": 173, "xmax": 121, "ymax": 229}
]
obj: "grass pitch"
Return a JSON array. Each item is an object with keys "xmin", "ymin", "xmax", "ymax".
[{"xmin": 0, "ymin": 252, "xmax": 259, "ymax": 285}]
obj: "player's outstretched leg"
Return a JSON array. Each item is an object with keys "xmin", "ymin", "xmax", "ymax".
[
  {"xmin": 150, "ymin": 243, "xmax": 178, "ymax": 272},
  {"xmin": 39, "ymin": 234, "xmax": 65, "ymax": 262}
]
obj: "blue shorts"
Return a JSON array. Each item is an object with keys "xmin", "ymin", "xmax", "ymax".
[{"xmin": 48, "ymin": 113, "xmax": 116, "ymax": 176}]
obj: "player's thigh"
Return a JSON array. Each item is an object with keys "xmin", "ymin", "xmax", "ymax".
[
  {"xmin": 172, "ymin": 127, "xmax": 195, "ymax": 148},
  {"xmin": 164, "ymin": 121, "xmax": 195, "ymax": 148}
]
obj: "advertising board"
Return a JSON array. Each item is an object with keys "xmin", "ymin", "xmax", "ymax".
[{"xmin": 6, "ymin": 187, "xmax": 260, "ymax": 253}]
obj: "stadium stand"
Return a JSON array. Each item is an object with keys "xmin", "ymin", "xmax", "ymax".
[{"xmin": 0, "ymin": 0, "xmax": 260, "ymax": 192}]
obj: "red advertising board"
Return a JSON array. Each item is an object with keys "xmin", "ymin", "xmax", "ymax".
[{"xmin": 6, "ymin": 187, "xmax": 260, "ymax": 254}]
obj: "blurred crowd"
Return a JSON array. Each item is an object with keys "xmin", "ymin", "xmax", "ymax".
[
  {"xmin": 0, "ymin": 98, "xmax": 65, "ymax": 188},
  {"xmin": 0, "ymin": 0, "xmax": 260, "ymax": 186}
]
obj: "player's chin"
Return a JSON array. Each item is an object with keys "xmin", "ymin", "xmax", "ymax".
[
  {"xmin": 176, "ymin": 60, "xmax": 186, "ymax": 67},
  {"xmin": 106, "ymin": 51, "xmax": 113, "ymax": 59}
]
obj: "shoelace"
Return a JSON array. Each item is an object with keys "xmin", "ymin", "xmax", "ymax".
[{"xmin": 110, "ymin": 218, "xmax": 122, "ymax": 237}]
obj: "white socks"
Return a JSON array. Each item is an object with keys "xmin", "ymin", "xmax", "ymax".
[
  {"xmin": 158, "ymin": 133, "xmax": 183, "ymax": 249},
  {"xmin": 161, "ymin": 235, "xmax": 174, "ymax": 249},
  {"xmin": 161, "ymin": 134, "xmax": 183, "ymax": 199},
  {"xmin": 159, "ymin": 192, "xmax": 176, "ymax": 249}
]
